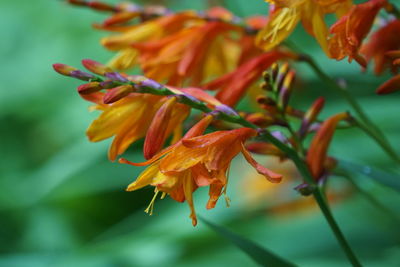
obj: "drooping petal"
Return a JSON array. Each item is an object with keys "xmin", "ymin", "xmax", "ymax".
[{"xmin": 241, "ymin": 143, "xmax": 283, "ymax": 183}]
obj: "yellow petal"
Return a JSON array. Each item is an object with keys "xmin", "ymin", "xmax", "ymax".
[
  {"xmin": 256, "ymin": 8, "xmax": 301, "ymax": 51},
  {"xmin": 126, "ymin": 162, "xmax": 160, "ymax": 191}
]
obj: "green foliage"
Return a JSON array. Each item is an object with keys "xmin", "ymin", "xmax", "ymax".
[{"xmin": 1, "ymin": 0, "xmax": 400, "ymax": 266}]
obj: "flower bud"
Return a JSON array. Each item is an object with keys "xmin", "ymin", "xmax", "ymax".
[
  {"xmin": 88, "ymin": 1, "xmax": 116, "ymax": 11},
  {"xmin": 52, "ymin": 63, "xmax": 77, "ymax": 76},
  {"xmin": 77, "ymin": 82, "xmax": 103, "ymax": 94},
  {"xmin": 277, "ymin": 70, "xmax": 295, "ymax": 110},
  {"xmin": 103, "ymin": 85, "xmax": 134, "ymax": 104},
  {"xmin": 82, "ymin": 59, "xmax": 113, "ymax": 76},
  {"xmin": 144, "ymin": 97, "xmax": 177, "ymax": 160},
  {"xmin": 299, "ymin": 97, "xmax": 325, "ymax": 138},
  {"xmin": 246, "ymin": 113, "xmax": 274, "ymax": 127}
]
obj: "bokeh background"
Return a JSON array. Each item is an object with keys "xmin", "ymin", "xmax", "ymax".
[{"xmin": 1, "ymin": 0, "xmax": 400, "ymax": 266}]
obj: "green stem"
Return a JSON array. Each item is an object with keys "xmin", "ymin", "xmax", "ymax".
[
  {"xmin": 301, "ymin": 55, "xmax": 400, "ymax": 164},
  {"xmin": 255, "ymin": 129, "xmax": 362, "ymax": 267}
]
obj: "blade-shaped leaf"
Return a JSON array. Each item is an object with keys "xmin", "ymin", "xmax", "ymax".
[
  {"xmin": 337, "ymin": 160, "xmax": 400, "ymax": 192},
  {"xmin": 200, "ymin": 217, "xmax": 297, "ymax": 267}
]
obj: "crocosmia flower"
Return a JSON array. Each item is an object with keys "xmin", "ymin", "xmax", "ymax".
[
  {"xmin": 121, "ymin": 117, "xmax": 282, "ymax": 226},
  {"xmin": 86, "ymin": 93, "xmax": 189, "ymax": 161},
  {"xmin": 256, "ymin": 0, "xmax": 352, "ymax": 55},
  {"xmin": 328, "ymin": 0, "xmax": 388, "ymax": 66}
]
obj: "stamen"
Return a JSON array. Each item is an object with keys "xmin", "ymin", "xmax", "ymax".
[
  {"xmin": 223, "ymin": 168, "xmax": 231, "ymax": 207},
  {"xmin": 144, "ymin": 188, "xmax": 160, "ymax": 216}
]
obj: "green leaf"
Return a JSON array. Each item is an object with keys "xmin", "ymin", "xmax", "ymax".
[
  {"xmin": 200, "ymin": 217, "xmax": 297, "ymax": 267},
  {"xmin": 337, "ymin": 160, "xmax": 400, "ymax": 192}
]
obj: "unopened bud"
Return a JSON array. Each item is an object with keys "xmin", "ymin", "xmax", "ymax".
[
  {"xmin": 277, "ymin": 70, "xmax": 295, "ymax": 110},
  {"xmin": 77, "ymin": 82, "xmax": 103, "ymax": 94},
  {"xmin": 246, "ymin": 113, "xmax": 274, "ymax": 127},
  {"xmin": 88, "ymin": 1, "xmax": 116, "ymax": 11},
  {"xmin": 103, "ymin": 12, "xmax": 139, "ymax": 26},
  {"xmin": 103, "ymin": 85, "xmax": 134, "ymax": 104},
  {"xmin": 53, "ymin": 63, "xmax": 77, "ymax": 76},
  {"xmin": 82, "ymin": 59, "xmax": 113, "ymax": 76}
]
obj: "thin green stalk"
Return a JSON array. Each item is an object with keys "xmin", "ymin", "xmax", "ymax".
[
  {"xmin": 259, "ymin": 133, "xmax": 362, "ymax": 267},
  {"xmin": 301, "ymin": 55, "xmax": 400, "ymax": 164}
]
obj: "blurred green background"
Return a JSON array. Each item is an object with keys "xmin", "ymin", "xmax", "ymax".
[{"xmin": 1, "ymin": 0, "xmax": 400, "ymax": 266}]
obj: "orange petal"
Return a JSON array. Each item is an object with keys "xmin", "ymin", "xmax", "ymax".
[
  {"xmin": 241, "ymin": 143, "xmax": 282, "ymax": 183},
  {"xmin": 182, "ymin": 171, "xmax": 197, "ymax": 226}
]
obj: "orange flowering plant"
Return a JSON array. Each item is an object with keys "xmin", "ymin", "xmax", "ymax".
[{"xmin": 53, "ymin": 0, "xmax": 400, "ymax": 266}]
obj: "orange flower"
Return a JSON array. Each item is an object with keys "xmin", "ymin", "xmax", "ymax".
[
  {"xmin": 257, "ymin": 0, "xmax": 352, "ymax": 55},
  {"xmin": 361, "ymin": 19, "xmax": 400, "ymax": 74},
  {"xmin": 205, "ymin": 51, "xmax": 291, "ymax": 106},
  {"xmin": 86, "ymin": 93, "xmax": 189, "ymax": 161},
  {"xmin": 101, "ymin": 12, "xmax": 198, "ymax": 70},
  {"xmin": 133, "ymin": 21, "xmax": 240, "ymax": 86},
  {"xmin": 306, "ymin": 112, "xmax": 349, "ymax": 179},
  {"xmin": 328, "ymin": 0, "xmax": 387, "ymax": 66},
  {"xmin": 121, "ymin": 120, "xmax": 282, "ymax": 226}
]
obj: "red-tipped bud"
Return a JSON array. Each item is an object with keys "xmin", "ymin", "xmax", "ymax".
[
  {"xmin": 299, "ymin": 97, "xmax": 325, "ymax": 138},
  {"xmin": 306, "ymin": 112, "xmax": 349, "ymax": 179},
  {"xmin": 77, "ymin": 82, "xmax": 103, "ymax": 95},
  {"xmin": 87, "ymin": 1, "xmax": 116, "ymax": 11},
  {"xmin": 103, "ymin": 12, "xmax": 138, "ymax": 26},
  {"xmin": 376, "ymin": 75, "xmax": 400, "ymax": 95},
  {"xmin": 68, "ymin": 0, "xmax": 86, "ymax": 6},
  {"xmin": 103, "ymin": 85, "xmax": 133, "ymax": 104},
  {"xmin": 144, "ymin": 97, "xmax": 177, "ymax": 160},
  {"xmin": 82, "ymin": 59, "xmax": 113, "ymax": 76},
  {"xmin": 246, "ymin": 113, "xmax": 274, "ymax": 128},
  {"xmin": 53, "ymin": 63, "xmax": 77, "ymax": 76}
]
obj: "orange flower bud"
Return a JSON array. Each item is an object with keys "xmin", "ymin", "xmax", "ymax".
[
  {"xmin": 52, "ymin": 63, "xmax": 77, "ymax": 76},
  {"xmin": 77, "ymin": 82, "xmax": 103, "ymax": 95},
  {"xmin": 103, "ymin": 12, "xmax": 139, "ymax": 26},
  {"xmin": 143, "ymin": 97, "xmax": 177, "ymax": 160},
  {"xmin": 82, "ymin": 59, "xmax": 113, "ymax": 76},
  {"xmin": 306, "ymin": 112, "xmax": 349, "ymax": 179},
  {"xmin": 103, "ymin": 85, "xmax": 134, "ymax": 104},
  {"xmin": 87, "ymin": 1, "xmax": 116, "ymax": 12},
  {"xmin": 246, "ymin": 113, "xmax": 274, "ymax": 128}
]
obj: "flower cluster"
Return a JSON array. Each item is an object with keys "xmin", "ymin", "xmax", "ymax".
[{"xmin": 53, "ymin": 0, "xmax": 399, "ymax": 226}]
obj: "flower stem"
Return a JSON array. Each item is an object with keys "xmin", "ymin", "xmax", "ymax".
[{"xmin": 300, "ymin": 55, "xmax": 400, "ymax": 164}]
